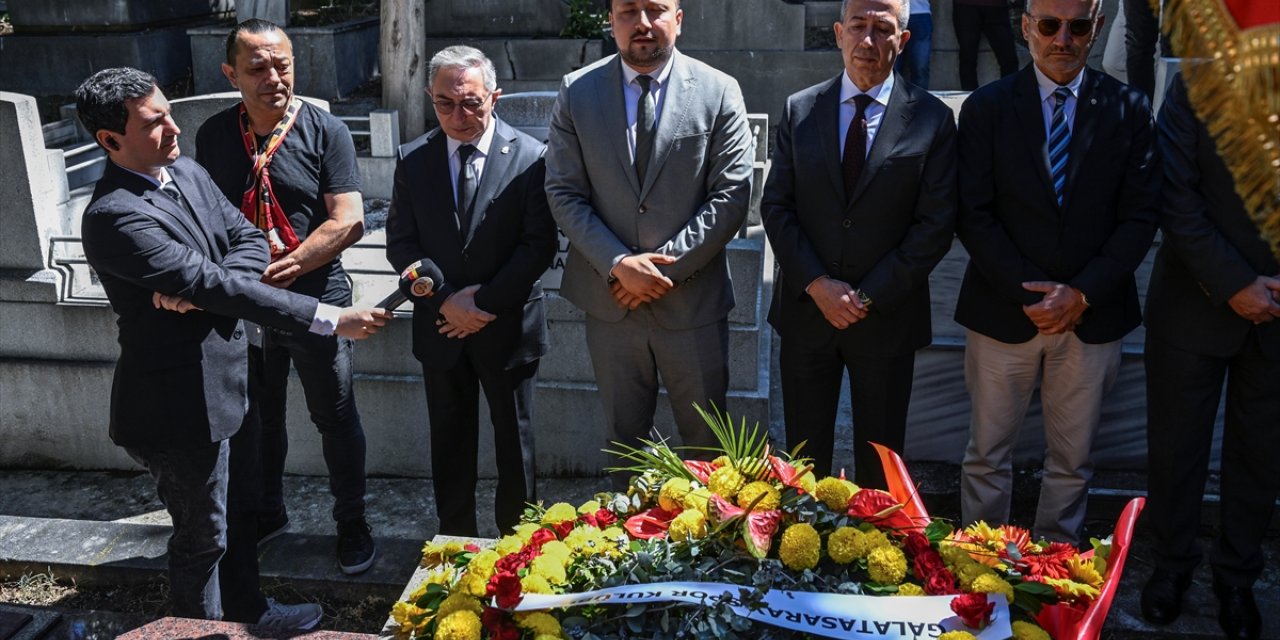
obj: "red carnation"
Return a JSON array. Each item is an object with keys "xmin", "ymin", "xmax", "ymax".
[
  {"xmin": 594, "ymin": 508, "xmax": 618, "ymax": 527},
  {"xmin": 552, "ymin": 520, "xmax": 575, "ymax": 538},
  {"xmin": 529, "ymin": 527, "xmax": 556, "ymax": 548},
  {"xmin": 491, "ymin": 571, "xmax": 523, "ymax": 609},
  {"xmin": 481, "ymin": 607, "xmax": 520, "ymax": 640},
  {"xmin": 924, "ymin": 567, "xmax": 960, "ymax": 595},
  {"xmin": 914, "ymin": 552, "xmax": 946, "ymax": 579},
  {"xmin": 902, "ymin": 532, "xmax": 932, "ymax": 557},
  {"xmin": 951, "ymin": 593, "xmax": 994, "ymax": 629},
  {"xmin": 464, "ymin": 542, "xmax": 481, "ymax": 553},
  {"xmin": 578, "ymin": 512, "xmax": 599, "ymax": 528}
]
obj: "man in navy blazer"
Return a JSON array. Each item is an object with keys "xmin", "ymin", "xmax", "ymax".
[
  {"xmin": 385, "ymin": 46, "xmax": 556, "ymax": 536},
  {"xmin": 76, "ymin": 67, "xmax": 386, "ymax": 630},
  {"xmin": 954, "ymin": 0, "xmax": 1159, "ymax": 545},
  {"xmin": 763, "ymin": 0, "xmax": 957, "ymax": 488}
]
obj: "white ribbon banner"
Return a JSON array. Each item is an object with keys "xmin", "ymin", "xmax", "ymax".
[{"xmin": 512, "ymin": 581, "xmax": 1012, "ymax": 640}]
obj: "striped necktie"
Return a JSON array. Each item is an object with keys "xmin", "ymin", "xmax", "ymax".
[{"xmin": 1048, "ymin": 86, "xmax": 1072, "ymax": 206}]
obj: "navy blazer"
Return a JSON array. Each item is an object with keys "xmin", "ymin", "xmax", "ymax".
[
  {"xmin": 82, "ymin": 156, "xmax": 317, "ymax": 448},
  {"xmin": 954, "ymin": 66, "xmax": 1160, "ymax": 344},
  {"xmin": 385, "ymin": 117, "xmax": 557, "ymax": 371},
  {"xmin": 1145, "ymin": 76, "xmax": 1280, "ymax": 359},
  {"xmin": 763, "ymin": 72, "xmax": 958, "ymax": 357}
]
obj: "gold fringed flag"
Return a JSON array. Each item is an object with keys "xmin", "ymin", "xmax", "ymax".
[{"xmin": 1159, "ymin": 0, "xmax": 1280, "ymax": 259}]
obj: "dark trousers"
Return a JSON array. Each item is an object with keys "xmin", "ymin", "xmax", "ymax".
[
  {"xmin": 953, "ymin": 2, "xmax": 1020, "ymax": 91},
  {"xmin": 252, "ymin": 327, "xmax": 366, "ymax": 524},
  {"xmin": 126, "ymin": 440, "xmax": 229, "ymax": 620},
  {"xmin": 423, "ymin": 353, "xmax": 539, "ymax": 536},
  {"xmin": 222, "ymin": 407, "xmax": 269, "ymax": 622},
  {"xmin": 1145, "ymin": 330, "xmax": 1280, "ymax": 587},
  {"xmin": 1123, "ymin": 0, "xmax": 1166, "ymax": 101},
  {"xmin": 779, "ymin": 335, "xmax": 916, "ymax": 489},
  {"xmin": 897, "ymin": 13, "xmax": 934, "ymax": 90}
]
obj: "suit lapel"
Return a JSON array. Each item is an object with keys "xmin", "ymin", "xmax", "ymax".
[
  {"xmin": 1062, "ymin": 68, "xmax": 1101, "ymax": 210},
  {"xmin": 848, "ymin": 74, "xmax": 914, "ymax": 206},
  {"xmin": 166, "ymin": 163, "xmax": 218, "ymax": 255},
  {"xmin": 464, "ymin": 119, "xmax": 520, "ymax": 247},
  {"xmin": 815, "ymin": 76, "xmax": 846, "ymax": 201},
  {"xmin": 1013, "ymin": 67, "xmax": 1057, "ymax": 206},
  {"xmin": 603, "ymin": 57, "xmax": 642, "ymax": 197},
  {"xmin": 420, "ymin": 132, "xmax": 464, "ymax": 245},
  {"xmin": 639, "ymin": 53, "xmax": 695, "ymax": 200},
  {"xmin": 118, "ymin": 162, "xmax": 211, "ymax": 256}
]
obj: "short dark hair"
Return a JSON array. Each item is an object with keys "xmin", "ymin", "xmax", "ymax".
[
  {"xmin": 74, "ymin": 67, "xmax": 156, "ymax": 140},
  {"xmin": 225, "ymin": 18, "xmax": 285, "ymax": 66}
]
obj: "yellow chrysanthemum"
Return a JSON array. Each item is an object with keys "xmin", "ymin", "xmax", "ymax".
[
  {"xmin": 970, "ymin": 573, "xmax": 1015, "ymax": 603},
  {"xmin": 852, "ymin": 528, "xmax": 891, "ymax": 559},
  {"xmin": 517, "ymin": 611, "xmax": 563, "ymax": 637},
  {"xmin": 708, "ymin": 465, "xmax": 746, "ymax": 499},
  {"xmin": 564, "ymin": 525, "xmax": 614, "ymax": 557},
  {"xmin": 434, "ymin": 610, "xmax": 482, "ymax": 640},
  {"xmin": 1011, "ymin": 620, "xmax": 1052, "ymax": 640},
  {"xmin": 827, "ymin": 527, "xmax": 860, "ymax": 564},
  {"xmin": 514, "ymin": 523, "xmax": 541, "ymax": 542},
  {"xmin": 895, "ymin": 583, "xmax": 925, "ymax": 596},
  {"xmin": 542, "ymin": 502, "xmax": 579, "ymax": 524},
  {"xmin": 534, "ymin": 635, "xmax": 562, "ymax": 640},
  {"xmin": 659, "ymin": 477, "xmax": 693, "ymax": 512},
  {"xmin": 867, "ymin": 545, "xmax": 908, "ymax": 584},
  {"xmin": 668, "ymin": 509, "xmax": 708, "ymax": 542},
  {"xmin": 530, "ymin": 554, "xmax": 568, "ymax": 584},
  {"xmin": 420, "ymin": 540, "xmax": 467, "ymax": 567},
  {"xmin": 455, "ymin": 572, "xmax": 489, "ymax": 598},
  {"xmin": 938, "ymin": 542, "xmax": 974, "ymax": 567},
  {"xmin": 956, "ymin": 563, "xmax": 994, "ymax": 591},
  {"xmin": 737, "ymin": 481, "xmax": 782, "ymax": 511},
  {"xmin": 602, "ymin": 526, "xmax": 627, "ymax": 544},
  {"xmin": 712, "ymin": 455, "xmax": 732, "ymax": 467},
  {"xmin": 815, "ymin": 477, "xmax": 854, "ymax": 511},
  {"xmin": 521, "ymin": 574, "xmax": 554, "ymax": 594},
  {"xmin": 436, "ymin": 592, "xmax": 483, "ymax": 618},
  {"xmin": 1067, "ymin": 556, "xmax": 1104, "ymax": 589},
  {"xmin": 495, "ymin": 535, "xmax": 525, "ymax": 556},
  {"xmin": 467, "ymin": 549, "xmax": 500, "ymax": 582},
  {"xmin": 577, "ymin": 500, "xmax": 601, "ymax": 514},
  {"xmin": 938, "ymin": 632, "xmax": 978, "ymax": 640},
  {"xmin": 779, "ymin": 523, "xmax": 821, "ymax": 571},
  {"xmin": 677, "ymin": 486, "xmax": 708, "ymax": 512},
  {"xmin": 391, "ymin": 601, "xmax": 428, "ymax": 634},
  {"xmin": 1042, "ymin": 577, "xmax": 1101, "ymax": 602},
  {"xmin": 540, "ymin": 540, "xmax": 572, "ymax": 563}
]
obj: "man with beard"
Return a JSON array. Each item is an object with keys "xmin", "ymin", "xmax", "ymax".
[{"xmin": 545, "ymin": 0, "xmax": 754, "ymax": 486}]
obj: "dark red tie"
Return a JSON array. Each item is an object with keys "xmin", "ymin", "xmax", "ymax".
[{"xmin": 842, "ymin": 94, "xmax": 875, "ymax": 201}]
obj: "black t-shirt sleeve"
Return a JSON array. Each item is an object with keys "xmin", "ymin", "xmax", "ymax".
[{"xmin": 320, "ymin": 114, "xmax": 361, "ymax": 196}]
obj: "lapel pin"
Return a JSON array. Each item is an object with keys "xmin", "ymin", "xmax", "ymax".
[
  {"xmin": 1090, "ymin": 98, "xmax": 1097, "ymax": 105},
  {"xmin": 500, "ymin": 146, "xmax": 510, "ymax": 154}
]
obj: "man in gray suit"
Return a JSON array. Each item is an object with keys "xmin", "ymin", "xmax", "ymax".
[{"xmin": 546, "ymin": 0, "xmax": 754, "ymax": 482}]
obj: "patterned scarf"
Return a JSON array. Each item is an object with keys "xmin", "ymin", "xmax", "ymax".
[{"xmin": 238, "ymin": 99, "xmax": 302, "ymax": 257}]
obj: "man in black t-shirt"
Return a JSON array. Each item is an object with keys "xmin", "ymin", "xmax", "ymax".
[{"xmin": 196, "ymin": 19, "xmax": 375, "ymax": 575}]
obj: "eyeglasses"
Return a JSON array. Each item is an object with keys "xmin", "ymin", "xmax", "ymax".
[
  {"xmin": 1026, "ymin": 14, "xmax": 1095, "ymax": 37},
  {"xmin": 432, "ymin": 94, "xmax": 491, "ymax": 115}
]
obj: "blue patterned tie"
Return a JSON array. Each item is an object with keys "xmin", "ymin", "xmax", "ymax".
[{"xmin": 1048, "ymin": 86, "xmax": 1072, "ymax": 206}]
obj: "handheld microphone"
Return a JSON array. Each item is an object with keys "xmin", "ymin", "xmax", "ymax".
[{"xmin": 376, "ymin": 260, "xmax": 435, "ymax": 311}]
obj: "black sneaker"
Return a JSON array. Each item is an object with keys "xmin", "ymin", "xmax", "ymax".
[
  {"xmin": 336, "ymin": 518, "xmax": 377, "ymax": 575},
  {"xmin": 257, "ymin": 510, "xmax": 290, "ymax": 549}
]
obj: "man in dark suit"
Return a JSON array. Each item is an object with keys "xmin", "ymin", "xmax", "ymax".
[
  {"xmin": 386, "ymin": 46, "xmax": 557, "ymax": 536},
  {"xmin": 1139, "ymin": 75, "xmax": 1280, "ymax": 639},
  {"xmin": 955, "ymin": 0, "xmax": 1159, "ymax": 545},
  {"xmin": 546, "ymin": 0, "xmax": 754, "ymax": 485},
  {"xmin": 75, "ymin": 67, "xmax": 386, "ymax": 629},
  {"xmin": 762, "ymin": 0, "xmax": 957, "ymax": 487}
]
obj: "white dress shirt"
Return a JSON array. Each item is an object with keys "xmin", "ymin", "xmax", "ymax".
[
  {"xmin": 1033, "ymin": 65, "xmax": 1085, "ymax": 136},
  {"xmin": 838, "ymin": 70, "xmax": 896, "ymax": 159},
  {"xmin": 621, "ymin": 52, "xmax": 676, "ymax": 162}
]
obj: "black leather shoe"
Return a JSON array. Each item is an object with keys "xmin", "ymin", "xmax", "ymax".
[
  {"xmin": 1213, "ymin": 580, "xmax": 1261, "ymax": 639},
  {"xmin": 1140, "ymin": 568, "xmax": 1192, "ymax": 625}
]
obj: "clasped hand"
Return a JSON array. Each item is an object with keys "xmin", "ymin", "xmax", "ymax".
[
  {"xmin": 807, "ymin": 276, "xmax": 868, "ymax": 330},
  {"xmin": 437, "ymin": 284, "xmax": 496, "ymax": 338},
  {"xmin": 1022, "ymin": 281, "xmax": 1087, "ymax": 335},
  {"xmin": 1228, "ymin": 275, "xmax": 1280, "ymax": 324},
  {"xmin": 610, "ymin": 253, "xmax": 676, "ymax": 310}
]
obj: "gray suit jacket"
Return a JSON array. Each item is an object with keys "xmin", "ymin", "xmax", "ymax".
[{"xmin": 546, "ymin": 51, "xmax": 754, "ymax": 330}]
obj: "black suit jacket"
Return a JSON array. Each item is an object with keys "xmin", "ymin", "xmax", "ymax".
[
  {"xmin": 1145, "ymin": 76, "xmax": 1280, "ymax": 359},
  {"xmin": 954, "ymin": 66, "xmax": 1160, "ymax": 344},
  {"xmin": 762, "ymin": 73, "xmax": 957, "ymax": 356},
  {"xmin": 82, "ymin": 156, "xmax": 318, "ymax": 449},
  {"xmin": 385, "ymin": 117, "xmax": 557, "ymax": 370}
]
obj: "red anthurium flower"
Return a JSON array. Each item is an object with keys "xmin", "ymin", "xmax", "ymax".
[
  {"xmin": 709, "ymin": 494, "xmax": 745, "ymax": 520},
  {"xmin": 683, "ymin": 459, "xmax": 718, "ymax": 484},
  {"xmin": 623, "ymin": 506, "xmax": 679, "ymax": 539},
  {"xmin": 767, "ymin": 455, "xmax": 814, "ymax": 493},
  {"xmin": 951, "ymin": 593, "xmax": 995, "ymax": 629},
  {"xmin": 847, "ymin": 489, "xmax": 916, "ymax": 531}
]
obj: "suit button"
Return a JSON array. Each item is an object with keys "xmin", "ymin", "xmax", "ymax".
[
  {"xmin": 842, "ymin": 219, "xmax": 852, "ymax": 228},
  {"xmin": 639, "ymin": 204, "xmax": 647, "ymax": 214},
  {"xmin": 830, "ymin": 262, "xmax": 839, "ymax": 270},
  {"xmin": 233, "ymin": 330, "xmax": 243, "ymax": 340}
]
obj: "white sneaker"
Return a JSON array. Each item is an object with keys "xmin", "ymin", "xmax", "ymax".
[{"xmin": 255, "ymin": 597, "xmax": 323, "ymax": 633}]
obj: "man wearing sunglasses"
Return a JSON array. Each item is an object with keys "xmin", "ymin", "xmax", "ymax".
[
  {"xmin": 386, "ymin": 46, "xmax": 556, "ymax": 537},
  {"xmin": 955, "ymin": 0, "xmax": 1159, "ymax": 546}
]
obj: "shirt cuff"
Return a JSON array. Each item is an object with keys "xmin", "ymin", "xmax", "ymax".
[{"xmin": 309, "ymin": 303, "xmax": 342, "ymax": 336}]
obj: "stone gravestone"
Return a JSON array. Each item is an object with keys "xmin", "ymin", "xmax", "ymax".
[
  {"xmin": 0, "ymin": 92, "xmax": 68, "ymax": 302},
  {"xmin": 238, "ymin": 0, "xmax": 290, "ymax": 26}
]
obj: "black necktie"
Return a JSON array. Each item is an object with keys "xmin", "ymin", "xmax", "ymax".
[
  {"xmin": 842, "ymin": 94, "xmax": 875, "ymax": 201},
  {"xmin": 456, "ymin": 144, "xmax": 478, "ymax": 238},
  {"xmin": 160, "ymin": 179, "xmax": 192, "ymax": 214},
  {"xmin": 635, "ymin": 74, "xmax": 656, "ymax": 183}
]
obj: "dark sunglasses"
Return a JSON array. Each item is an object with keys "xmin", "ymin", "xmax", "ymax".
[{"xmin": 1027, "ymin": 14, "xmax": 1095, "ymax": 37}]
